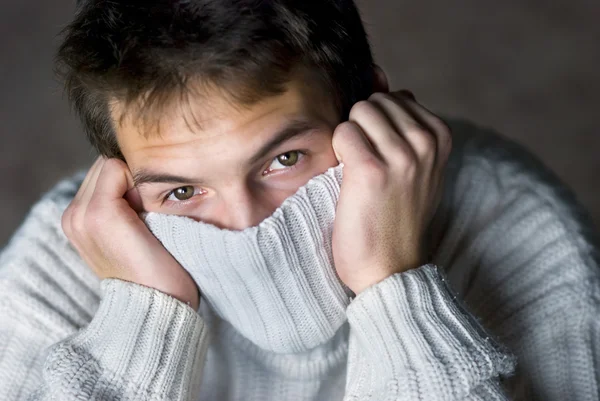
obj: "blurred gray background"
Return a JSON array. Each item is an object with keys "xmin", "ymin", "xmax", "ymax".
[{"xmin": 1, "ymin": 0, "xmax": 599, "ymax": 246}]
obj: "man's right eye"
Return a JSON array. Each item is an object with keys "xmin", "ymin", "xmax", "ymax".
[{"xmin": 166, "ymin": 186, "xmax": 201, "ymax": 202}]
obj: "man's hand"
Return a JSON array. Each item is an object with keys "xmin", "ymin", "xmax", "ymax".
[
  {"xmin": 331, "ymin": 91, "xmax": 452, "ymax": 295},
  {"xmin": 62, "ymin": 157, "xmax": 200, "ymax": 309}
]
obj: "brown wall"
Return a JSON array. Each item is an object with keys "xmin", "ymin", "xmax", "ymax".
[{"xmin": 1, "ymin": 0, "xmax": 598, "ymax": 246}]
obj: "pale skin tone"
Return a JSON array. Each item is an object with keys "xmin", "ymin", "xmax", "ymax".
[{"xmin": 61, "ymin": 66, "xmax": 452, "ymax": 309}]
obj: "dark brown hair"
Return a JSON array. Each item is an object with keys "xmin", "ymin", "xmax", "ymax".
[{"xmin": 56, "ymin": 0, "xmax": 375, "ymax": 159}]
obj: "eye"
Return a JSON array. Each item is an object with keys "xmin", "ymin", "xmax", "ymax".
[
  {"xmin": 267, "ymin": 151, "xmax": 303, "ymax": 172},
  {"xmin": 167, "ymin": 186, "xmax": 199, "ymax": 202}
]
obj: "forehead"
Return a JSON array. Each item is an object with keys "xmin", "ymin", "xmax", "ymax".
[{"xmin": 111, "ymin": 77, "xmax": 339, "ymax": 153}]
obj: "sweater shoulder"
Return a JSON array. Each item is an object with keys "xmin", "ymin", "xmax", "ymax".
[
  {"xmin": 445, "ymin": 117, "xmax": 599, "ymax": 249},
  {"xmin": 0, "ymin": 171, "xmax": 98, "ymax": 335},
  {"xmin": 439, "ymin": 119, "xmax": 600, "ymax": 400},
  {"xmin": 1, "ymin": 171, "xmax": 84, "ymax": 262},
  {"xmin": 436, "ymin": 118, "xmax": 599, "ymax": 308},
  {"xmin": 446, "ymin": 117, "xmax": 577, "ymax": 194},
  {"xmin": 38, "ymin": 170, "xmax": 86, "ymax": 213}
]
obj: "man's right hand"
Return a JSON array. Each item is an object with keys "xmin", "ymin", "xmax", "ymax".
[{"xmin": 62, "ymin": 157, "xmax": 200, "ymax": 310}]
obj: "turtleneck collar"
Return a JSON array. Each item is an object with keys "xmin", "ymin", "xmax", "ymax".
[{"xmin": 144, "ymin": 165, "xmax": 354, "ymax": 353}]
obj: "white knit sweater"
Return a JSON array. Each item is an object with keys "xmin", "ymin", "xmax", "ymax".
[{"xmin": 0, "ymin": 119, "xmax": 598, "ymax": 400}]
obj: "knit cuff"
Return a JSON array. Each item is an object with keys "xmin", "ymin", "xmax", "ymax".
[
  {"xmin": 346, "ymin": 264, "xmax": 516, "ymax": 392},
  {"xmin": 45, "ymin": 278, "xmax": 208, "ymax": 399}
]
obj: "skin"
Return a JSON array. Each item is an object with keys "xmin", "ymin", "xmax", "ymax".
[
  {"xmin": 117, "ymin": 77, "xmax": 342, "ymax": 230},
  {"xmin": 61, "ymin": 65, "xmax": 452, "ymax": 309}
]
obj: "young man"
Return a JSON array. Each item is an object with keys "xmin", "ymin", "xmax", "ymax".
[{"xmin": 0, "ymin": 1, "xmax": 598, "ymax": 400}]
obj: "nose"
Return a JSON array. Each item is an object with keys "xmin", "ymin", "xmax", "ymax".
[{"xmin": 214, "ymin": 185, "xmax": 276, "ymax": 231}]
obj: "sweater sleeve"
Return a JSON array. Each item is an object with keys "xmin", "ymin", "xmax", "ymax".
[
  {"xmin": 414, "ymin": 119, "xmax": 600, "ymax": 400},
  {"xmin": 32, "ymin": 279, "xmax": 209, "ymax": 401},
  {"xmin": 344, "ymin": 264, "xmax": 517, "ymax": 401},
  {"xmin": 0, "ymin": 174, "xmax": 210, "ymax": 400}
]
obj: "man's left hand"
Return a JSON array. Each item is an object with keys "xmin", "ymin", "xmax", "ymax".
[{"xmin": 331, "ymin": 90, "xmax": 452, "ymax": 295}]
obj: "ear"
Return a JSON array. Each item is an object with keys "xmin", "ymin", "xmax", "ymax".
[{"xmin": 372, "ymin": 64, "xmax": 390, "ymax": 94}]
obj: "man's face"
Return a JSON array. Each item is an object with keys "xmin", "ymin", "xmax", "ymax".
[{"xmin": 113, "ymin": 78, "xmax": 341, "ymax": 230}]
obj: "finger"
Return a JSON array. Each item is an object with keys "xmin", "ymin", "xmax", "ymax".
[
  {"xmin": 93, "ymin": 158, "xmax": 135, "ymax": 202},
  {"xmin": 64, "ymin": 157, "xmax": 105, "ymax": 243},
  {"xmin": 368, "ymin": 92, "xmax": 436, "ymax": 162},
  {"xmin": 388, "ymin": 92, "xmax": 453, "ymax": 168},
  {"xmin": 74, "ymin": 156, "xmax": 104, "ymax": 203},
  {"xmin": 347, "ymin": 100, "xmax": 414, "ymax": 164},
  {"xmin": 332, "ymin": 121, "xmax": 379, "ymax": 167},
  {"xmin": 78, "ymin": 157, "xmax": 108, "ymax": 206}
]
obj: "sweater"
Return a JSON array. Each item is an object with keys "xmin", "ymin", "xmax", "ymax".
[
  {"xmin": 142, "ymin": 165, "xmax": 356, "ymax": 355},
  {"xmin": 0, "ymin": 118, "xmax": 598, "ymax": 400}
]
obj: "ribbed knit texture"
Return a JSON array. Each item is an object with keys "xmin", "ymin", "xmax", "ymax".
[
  {"xmin": 143, "ymin": 165, "xmax": 353, "ymax": 354},
  {"xmin": 344, "ymin": 264, "xmax": 516, "ymax": 400},
  {"xmin": 0, "ymin": 118, "xmax": 599, "ymax": 400}
]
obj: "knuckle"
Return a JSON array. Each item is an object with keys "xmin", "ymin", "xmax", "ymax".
[
  {"xmin": 395, "ymin": 159, "xmax": 418, "ymax": 182},
  {"xmin": 349, "ymin": 100, "xmax": 376, "ymax": 121},
  {"xmin": 359, "ymin": 159, "xmax": 388, "ymax": 187},
  {"xmin": 418, "ymin": 131, "xmax": 437, "ymax": 151},
  {"xmin": 103, "ymin": 158, "xmax": 126, "ymax": 173},
  {"xmin": 406, "ymin": 122, "xmax": 429, "ymax": 138},
  {"xmin": 332, "ymin": 122, "xmax": 358, "ymax": 148},
  {"xmin": 394, "ymin": 147, "xmax": 417, "ymax": 171},
  {"xmin": 368, "ymin": 91, "xmax": 392, "ymax": 103},
  {"xmin": 405, "ymin": 124, "xmax": 437, "ymax": 160},
  {"xmin": 84, "ymin": 202, "xmax": 108, "ymax": 231},
  {"xmin": 404, "ymin": 160, "xmax": 419, "ymax": 179},
  {"xmin": 332, "ymin": 121, "xmax": 357, "ymax": 139}
]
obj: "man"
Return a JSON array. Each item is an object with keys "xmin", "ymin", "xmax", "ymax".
[{"xmin": 0, "ymin": 1, "xmax": 598, "ymax": 400}]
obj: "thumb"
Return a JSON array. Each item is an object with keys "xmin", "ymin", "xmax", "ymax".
[{"xmin": 332, "ymin": 121, "xmax": 376, "ymax": 165}]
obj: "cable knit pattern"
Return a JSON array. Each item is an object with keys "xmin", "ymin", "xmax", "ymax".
[{"xmin": 0, "ymin": 118, "xmax": 598, "ymax": 400}]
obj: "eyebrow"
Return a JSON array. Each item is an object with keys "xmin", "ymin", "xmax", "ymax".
[
  {"xmin": 246, "ymin": 119, "xmax": 320, "ymax": 166},
  {"xmin": 133, "ymin": 171, "xmax": 203, "ymax": 188},
  {"xmin": 132, "ymin": 118, "xmax": 322, "ymax": 188}
]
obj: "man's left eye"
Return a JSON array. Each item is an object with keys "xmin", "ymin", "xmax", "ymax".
[{"xmin": 266, "ymin": 151, "xmax": 303, "ymax": 172}]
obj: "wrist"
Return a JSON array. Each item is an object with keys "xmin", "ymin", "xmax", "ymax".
[
  {"xmin": 161, "ymin": 284, "xmax": 200, "ymax": 310},
  {"xmin": 351, "ymin": 256, "xmax": 428, "ymax": 295},
  {"xmin": 127, "ymin": 269, "xmax": 200, "ymax": 310},
  {"xmin": 181, "ymin": 291, "xmax": 201, "ymax": 311}
]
